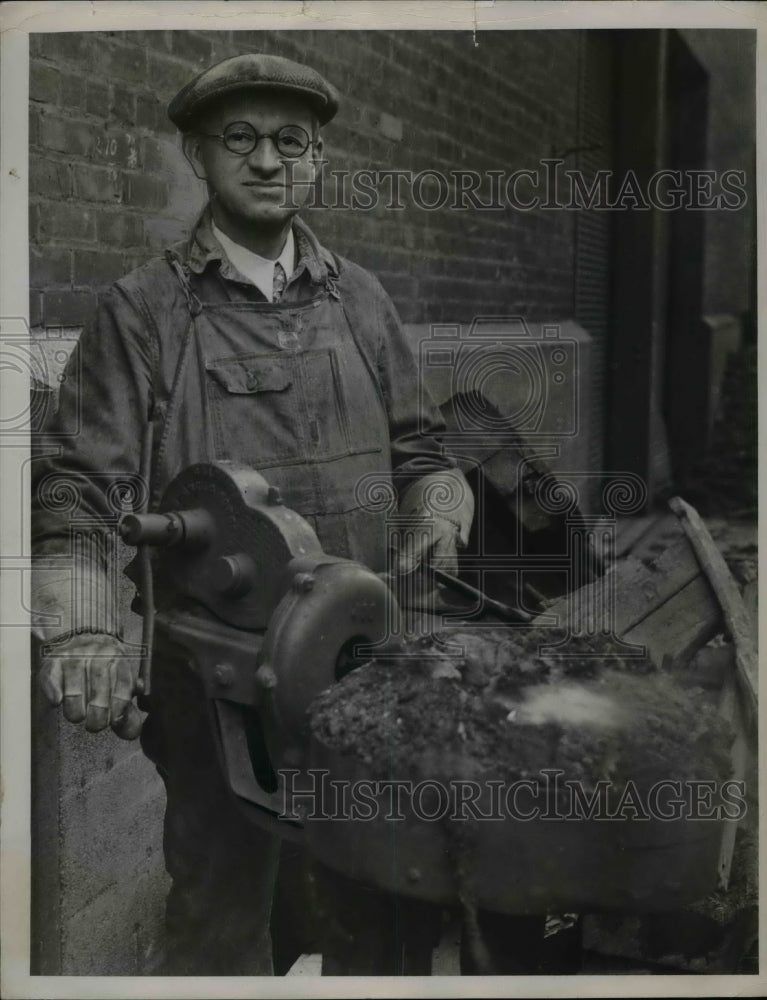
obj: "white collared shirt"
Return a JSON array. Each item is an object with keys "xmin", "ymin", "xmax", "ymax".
[{"xmin": 212, "ymin": 223, "xmax": 296, "ymax": 302}]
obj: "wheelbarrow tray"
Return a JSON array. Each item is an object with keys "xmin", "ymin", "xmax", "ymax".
[
  {"xmin": 304, "ymin": 738, "xmax": 724, "ymax": 914},
  {"xmin": 302, "ymin": 509, "xmax": 746, "ymax": 914}
]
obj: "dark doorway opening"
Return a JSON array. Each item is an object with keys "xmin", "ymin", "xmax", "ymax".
[{"xmin": 663, "ymin": 32, "xmax": 710, "ymax": 488}]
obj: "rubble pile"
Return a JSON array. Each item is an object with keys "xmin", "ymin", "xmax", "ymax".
[{"xmin": 310, "ymin": 627, "xmax": 734, "ymax": 794}]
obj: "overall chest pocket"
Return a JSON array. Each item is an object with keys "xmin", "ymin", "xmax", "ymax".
[{"xmin": 205, "ymin": 349, "xmax": 370, "ymax": 468}]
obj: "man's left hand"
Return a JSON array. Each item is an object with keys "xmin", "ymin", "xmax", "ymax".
[{"xmin": 394, "ymin": 469, "xmax": 474, "ymax": 577}]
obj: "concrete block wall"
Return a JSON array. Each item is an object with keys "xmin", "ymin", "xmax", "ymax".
[
  {"xmin": 32, "ymin": 680, "xmax": 169, "ymax": 974},
  {"xmin": 31, "ymin": 550, "xmax": 169, "ymax": 975},
  {"xmin": 29, "ymin": 28, "xmax": 588, "ymax": 974}
]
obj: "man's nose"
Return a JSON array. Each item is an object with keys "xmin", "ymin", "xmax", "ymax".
[{"xmin": 245, "ymin": 136, "xmax": 282, "ymax": 174}]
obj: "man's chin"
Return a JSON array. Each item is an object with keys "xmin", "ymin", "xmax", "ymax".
[{"xmin": 239, "ymin": 205, "xmax": 301, "ymax": 228}]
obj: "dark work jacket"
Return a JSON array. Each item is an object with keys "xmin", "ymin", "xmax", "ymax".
[{"xmin": 31, "ymin": 207, "xmax": 454, "ymax": 640}]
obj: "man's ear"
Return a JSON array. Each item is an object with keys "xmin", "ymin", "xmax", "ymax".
[{"xmin": 182, "ymin": 133, "xmax": 208, "ymax": 181}]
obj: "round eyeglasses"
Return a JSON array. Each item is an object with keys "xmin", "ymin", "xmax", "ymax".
[{"xmin": 197, "ymin": 122, "xmax": 312, "ymax": 158}]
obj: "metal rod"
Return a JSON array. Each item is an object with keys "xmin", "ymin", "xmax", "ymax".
[
  {"xmin": 138, "ymin": 423, "xmax": 155, "ymax": 697},
  {"xmin": 431, "ymin": 568, "xmax": 533, "ymax": 623}
]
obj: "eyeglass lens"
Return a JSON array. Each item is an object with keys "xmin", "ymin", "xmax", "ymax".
[{"xmin": 222, "ymin": 122, "xmax": 310, "ymax": 157}]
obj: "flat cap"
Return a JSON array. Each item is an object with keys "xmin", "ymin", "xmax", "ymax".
[{"xmin": 168, "ymin": 53, "xmax": 340, "ymax": 130}]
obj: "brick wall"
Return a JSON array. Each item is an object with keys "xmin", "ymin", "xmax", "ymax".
[
  {"xmin": 29, "ymin": 29, "xmax": 581, "ymax": 328},
  {"xmin": 29, "ymin": 28, "xmax": 588, "ymax": 974}
]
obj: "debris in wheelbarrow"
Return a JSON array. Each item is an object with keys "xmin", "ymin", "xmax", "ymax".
[
  {"xmin": 309, "ymin": 626, "xmax": 735, "ymax": 795},
  {"xmin": 305, "ymin": 626, "xmax": 737, "ymax": 916}
]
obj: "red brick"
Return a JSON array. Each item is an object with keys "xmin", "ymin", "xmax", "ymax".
[
  {"xmin": 38, "ymin": 112, "xmax": 95, "ymax": 158},
  {"xmin": 36, "ymin": 202, "xmax": 96, "ymax": 243},
  {"xmin": 130, "ymin": 30, "xmax": 172, "ymax": 54},
  {"xmin": 29, "ymin": 106, "xmax": 40, "ymax": 146},
  {"xmin": 95, "ymin": 209, "xmax": 145, "ymax": 249},
  {"xmin": 94, "ymin": 40, "xmax": 148, "ymax": 86},
  {"xmin": 60, "ymin": 71, "xmax": 86, "ymax": 110},
  {"xmin": 31, "ymin": 246, "xmax": 72, "ymax": 288},
  {"xmin": 376, "ymin": 271, "xmax": 418, "ymax": 303},
  {"xmin": 209, "ymin": 33, "xmax": 239, "ymax": 64},
  {"xmin": 146, "ymin": 51, "xmax": 193, "ymax": 97},
  {"xmin": 30, "ymin": 61, "xmax": 60, "ymax": 104},
  {"xmin": 135, "ymin": 93, "xmax": 158, "ymax": 130},
  {"xmin": 86, "ymin": 81, "xmax": 110, "ymax": 120},
  {"xmin": 368, "ymin": 32, "xmax": 395, "ymax": 61},
  {"xmin": 72, "ymin": 164, "xmax": 122, "ymax": 203},
  {"xmin": 156, "ymin": 107, "xmax": 177, "ymax": 136},
  {"xmin": 371, "ymin": 110, "xmax": 403, "ymax": 143},
  {"xmin": 73, "ymin": 250, "xmax": 127, "ymax": 287},
  {"xmin": 124, "ymin": 252, "xmax": 153, "ymax": 273},
  {"xmin": 144, "ymin": 215, "xmax": 190, "ymax": 249},
  {"xmin": 42, "ymin": 290, "xmax": 98, "ymax": 327},
  {"xmin": 29, "ymin": 291, "xmax": 43, "ymax": 328},
  {"xmin": 37, "ymin": 32, "xmax": 91, "ymax": 66},
  {"xmin": 171, "ymin": 31, "xmax": 213, "ymax": 66},
  {"xmin": 91, "ymin": 130, "xmax": 140, "ymax": 170},
  {"xmin": 110, "ymin": 84, "xmax": 135, "ymax": 126},
  {"xmin": 139, "ymin": 136, "xmax": 164, "ymax": 173},
  {"xmin": 232, "ymin": 30, "xmax": 271, "ymax": 56},
  {"xmin": 29, "ymin": 157, "xmax": 72, "ymax": 200},
  {"xmin": 121, "ymin": 173, "xmax": 168, "ymax": 210}
]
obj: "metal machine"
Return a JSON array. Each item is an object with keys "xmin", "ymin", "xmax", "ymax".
[
  {"xmin": 121, "ymin": 460, "xmax": 727, "ymax": 916},
  {"xmin": 121, "ymin": 459, "xmax": 401, "ymax": 837}
]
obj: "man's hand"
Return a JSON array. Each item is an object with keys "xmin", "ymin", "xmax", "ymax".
[
  {"xmin": 395, "ymin": 469, "xmax": 475, "ymax": 577},
  {"xmin": 39, "ymin": 633, "xmax": 144, "ymax": 740},
  {"xmin": 395, "ymin": 513, "xmax": 464, "ymax": 577}
]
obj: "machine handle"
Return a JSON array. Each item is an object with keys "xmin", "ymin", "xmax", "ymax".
[
  {"xmin": 137, "ymin": 424, "xmax": 155, "ymax": 697},
  {"xmin": 431, "ymin": 568, "xmax": 532, "ymax": 623},
  {"xmin": 119, "ymin": 508, "xmax": 215, "ymax": 548},
  {"xmin": 121, "ymin": 512, "xmax": 182, "ymax": 546}
]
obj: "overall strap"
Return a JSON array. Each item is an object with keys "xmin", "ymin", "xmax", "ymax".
[
  {"xmin": 328, "ymin": 252, "xmax": 387, "ymax": 413},
  {"xmin": 164, "ymin": 249, "xmax": 204, "ymax": 317},
  {"xmin": 145, "ymin": 251, "xmax": 210, "ymax": 507},
  {"xmin": 293, "ymin": 215, "xmax": 339, "ymax": 289}
]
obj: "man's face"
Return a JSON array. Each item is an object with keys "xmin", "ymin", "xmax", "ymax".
[{"xmin": 184, "ymin": 91, "xmax": 321, "ymax": 229}]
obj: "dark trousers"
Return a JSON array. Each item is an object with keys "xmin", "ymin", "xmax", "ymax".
[{"xmin": 141, "ymin": 655, "xmax": 280, "ymax": 975}]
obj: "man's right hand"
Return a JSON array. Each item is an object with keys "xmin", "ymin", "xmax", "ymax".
[{"xmin": 39, "ymin": 632, "xmax": 144, "ymax": 740}]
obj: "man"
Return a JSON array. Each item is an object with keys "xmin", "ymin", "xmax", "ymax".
[{"xmin": 31, "ymin": 53, "xmax": 473, "ymax": 974}]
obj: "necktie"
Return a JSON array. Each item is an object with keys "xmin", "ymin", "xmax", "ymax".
[{"xmin": 272, "ymin": 262, "xmax": 287, "ymax": 303}]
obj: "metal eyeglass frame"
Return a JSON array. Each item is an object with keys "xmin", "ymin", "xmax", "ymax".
[{"xmin": 195, "ymin": 121, "xmax": 312, "ymax": 158}]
